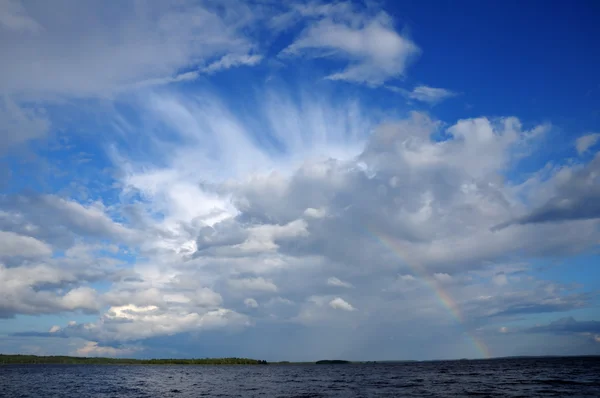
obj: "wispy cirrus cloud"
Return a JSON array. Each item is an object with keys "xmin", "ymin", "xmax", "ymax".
[
  {"xmin": 387, "ymin": 85, "xmax": 457, "ymax": 104},
  {"xmin": 576, "ymin": 133, "xmax": 600, "ymax": 155}
]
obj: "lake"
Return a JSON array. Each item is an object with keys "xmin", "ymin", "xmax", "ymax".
[{"xmin": 1, "ymin": 357, "xmax": 599, "ymax": 397}]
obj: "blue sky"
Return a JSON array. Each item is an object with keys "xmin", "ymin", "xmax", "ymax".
[{"xmin": 1, "ymin": 0, "xmax": 599, "ymax": 361}]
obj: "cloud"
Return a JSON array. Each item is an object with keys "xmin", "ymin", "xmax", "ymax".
[
  {"xmin": 49, "ymin": 325, "xmax": 61, "ymax": 333},
  {"xmin": 329, "ymin": 297, "xmax": 356, "ymax": 311},
  {"xmin": 282, "ymin": 8, "xmax": 419, "ymax": 86},
  {"xmin": 61, "ymin": 287, "xmax": 101, "ymax": 312},
  {"xmin": 0, "ymin": 0, "xmax": 42, "ymax": 32},
  {"xmin": 75, "ymin": 341, "xmax": 140, "ymax": 357},
  {"xmin": 202, "ymin": 53, "xmax": 263, "ymax": 74},
  {"xmin": 0, "ymin": 262, "xmax": 104, "ymax": 318},
  {"xmin": 0, "ymin": 194, "xmax": 136, "ymax": 247},
  {"xmin": 244, "ymin": 298, "xmax": 259, "ymax": 308},
  {"xmin": 433, "ymin": 273, "xmax": 452, "ymax": 283},
  {"xmin": 0, "ymin": 240, "xmax": 134, "ymax": 318},
  {"xmin": 1, "ymin": 2, "xmax": 599, "ymax": 359},
  {"xmin": 493, "ymin": 153, "xmax": 600, "ymax": 228},
  {"xmin": 327, "ymin": 277, "xmax": 353, "ymax": 288},
  {"xmin": 228, "ymin": 277, "xmax": 278, "ymax": 293},
  {"xmin": 0, "ymin": 231, "xmax": 52, "ymax": 257},
  {"xmin": 32, "ymin": 304, "xmax": 250, "ymax": 343},
  {"xmin": 390, "ymin": 85, "xmax": 457, "ymax": 104},
  {"xmin": 467, "ymin": 289, "xmax": 587, "ymax": 318},
  {"xmin": 4, "ymin": 91, "xmax": 598, "ymax": 358},
  {"xmin": 0, "ymin": 0, "xmax": 260, "ymax": 97},
  {"xmin": 526, "ymin": 317, "xmax": 600, "ymax": 337},
  {"xmin": 576, "ymin": 133, "xmax": 600, "ymax": 155},
  {"xmin": 492, "ymin": 274, "xmax": 508, "ymax": 286},
  {"xmin": 0, "ymin": 96, "xmax": 50, "ymax": 152}
]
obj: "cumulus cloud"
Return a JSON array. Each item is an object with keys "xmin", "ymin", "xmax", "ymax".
[
  {"xmin": 2, "ymin": 0, "xmax": 599, "ymax": 360},
  {"xmin": 0, "ymin": 240, "xmax": 135, "ymax": 318},
  {"xmin": 75, "ymin": 341, "xmax": 140, "ymax": 357},
  {"xmin": 493, "ymin": 153, "xmax": 600, "ymax": 228},
  {"xmin": 3, "ymin": 96, "xmax": 598, "ymax": 355},
  {"xmin": 0, "ymin": 230, "xmax": 52, "ymax": 258},
  {"xmin": 62, "ymin": 287, "xmax": 101, "ymax": 312},
  {"xmin": 48, "ymin": 325, "xmax": 61, "ymax": 333},
  {"xmin": 0, "ymin": 195, "xmax": 136, "ymax": 247},
  {"xmin": 244, "ymin": 298, "xmax": 259, "ymax": 308},
  {"xmin": 329, "ymin": 297, "xmax": 356, "ymax": 311},
  {"xmin": 0, "ymin": 262, "xmax": 104, "ymax": 318},
  {"xmin": 36, "ymin": 304, "xmax": 250, "ymax": 343}
]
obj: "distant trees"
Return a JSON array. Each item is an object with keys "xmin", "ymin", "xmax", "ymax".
[
  {"xmin": 0, "ymin": 354, "xmax": 268, "ymax": 365},
  {"xmin": 315, "ymin": 360, "xmax": 351, "ymax": 364}
]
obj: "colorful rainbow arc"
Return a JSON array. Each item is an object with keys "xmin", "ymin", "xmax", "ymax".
[{"xmin": 366, "ymin": 228, "xmax": 491, "ymax": 359}]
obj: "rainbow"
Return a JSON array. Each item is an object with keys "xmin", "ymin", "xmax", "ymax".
[{"xmin": 367, "ymin": 228, "xmax": 491, "ymax": 359}]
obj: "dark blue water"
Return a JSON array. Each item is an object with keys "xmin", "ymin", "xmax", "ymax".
[{"xmin": 1, "ymin": 357, "xmax": 600, "ymax": 397}]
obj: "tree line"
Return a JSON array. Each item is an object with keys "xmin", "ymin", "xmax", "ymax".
[{"xmin": 0, "ymin": 354, "xmax": 268, "ymax": 365}]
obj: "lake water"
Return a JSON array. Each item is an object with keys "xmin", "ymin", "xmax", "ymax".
[{"xmin": 1, "ymin": 357, "xmax": 599, "ymax": 397}]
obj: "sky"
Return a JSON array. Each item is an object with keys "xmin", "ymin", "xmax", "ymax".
[{"xmin": 1, "ymin": 0, "xmax": 599, "ymax": 361}]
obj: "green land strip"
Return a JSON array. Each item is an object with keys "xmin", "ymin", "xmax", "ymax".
[
  {"xmin": 0, "ymin": 354, "xmax": 267, "ymax": 365},
  {"xmin": 4, "ymin": 353, "xmax": 594, "ymax": 365},
  {"xmin": 0, "ymin": 354, "xmax": 415, "ymax": 365}
]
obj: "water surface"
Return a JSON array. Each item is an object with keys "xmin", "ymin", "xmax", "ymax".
[{"xmin": 2, "ymin": 357, "xmax": 599, "ymax": 397}]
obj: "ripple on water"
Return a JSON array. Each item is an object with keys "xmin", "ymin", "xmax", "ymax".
[{"xmin": 0, "ymin": 358, "xmax": 599, "ymax": 398}]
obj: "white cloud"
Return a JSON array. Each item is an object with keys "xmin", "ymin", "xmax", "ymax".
[
  {"xmin": 0, "ymin": 263, "xmax": 105, "ymax": 317},
  {"xmin": 228, "ymin": 277, "xmax": 278, "ymax": 293},
  {"xmin": 75, "ymin": 341, "xmax": 139, "ymax": 358},
  {"xmin": 62, "ymin": 287, "xmax": 101, "ymax": 312},
  {"xmin": 304, "ymin": 207, "xmax": 327, "ymax": 218},
  {"xmin": 433, "ymin": 273, "xmax": 452, "ymax": 283},
  {"xmin": 202, "ymin": 54, "xmax": 263, "ymax": 74},
  {"xmin": 0, "ymin": 0, "xmax": 42, "ymax": 32},
  {"xmin": 396, "ymin": 85, "xmax": 457, "ymax": 104},
  {"xmin": 0, "ymin": 231, "xmax": 52, "ymax": 257},
  {"xmin": 48, "ymin": 325, "xmax": 61, "ymax": 333},
  {"xmin": 5, "ymin": 97, "xmax": 596, "ymax": 358},
  {"xmin": 493, "ymin": 274, "xmax": 508, "ymax": 286},
  {"xmin": 327, "ymin": 277, "xmax": 353, "ymax": 288},
  {"xmin": 244, "ymin": 298, "xmax": 259, "ymax": 308},
  {"xmin": 2, "ymin": 2, "xmax": 599, "ymax": 359},
  {"xmin": 84, "ymin": 306, "xmax": 249, "ymax": 342},
  {"xmin": 0, "ymin": 1, "xmax": 260, "ymax": 97},
  {"xmin": 329, "ymin": 297, "xmax": 356, "ymax": 311},
  {"xmin": 1, "ymin": 195, "xmax": 136, "ymax": 245},
  {"xmin": 282, "ymin": 9, "xmax": 419, "ymax": 86},
  {"xmin": 0, "ymin": 96, "xmax": 50, "ymax": 152},
  {"xmin": 398, "ymin": 274, "xmax": 416, "ymax": 282},
  {"xmin": 576, "ymin": 133, "xmax": 600, "ymax": 155}
]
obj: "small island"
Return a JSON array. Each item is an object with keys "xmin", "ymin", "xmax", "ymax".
[{"xmin": 315, "ymin": 360, "xmax": 352, "ymax": 364}]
